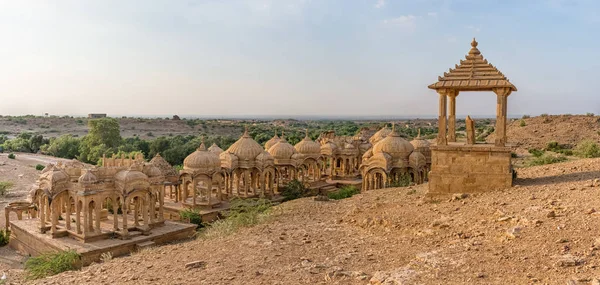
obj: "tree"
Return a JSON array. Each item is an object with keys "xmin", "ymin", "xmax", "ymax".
[
  {"xmin": 78, "ymin": 118, "xmax": 122, "ymax": 164},
  {"xmin": 41, "ymin": 135, "xmax": 81, "ymax": 159}
]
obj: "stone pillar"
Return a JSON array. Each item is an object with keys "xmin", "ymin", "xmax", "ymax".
[
  {"xmin": 83, "ymin": 202, "xmax": 89, "ymax": 235},
  {"xmin": 113, "ymin": 201, "xmax": 119, "ymax": 231},
  {"xmin": 76, "ymin": 200, "xmax": 81, "ymax": 234},
  {"xmin": 437, "ymin": 89, "xmax": 448, "ymax": 145},
  {"xmin": 447, "ymin": 90, "xmax": 459, "ymax": 142},
  {"xmin": 466, "ymin": 115, "xmax": 475, "ymax": 145},
  {"xmin": 122, "ymin": 202, "xmax": 129, "ymax": 238},
  {"xmin": 94, "ymin": 204, "xmax": 101, "ymax": 235},
  {"xmin": 50, "ymin": 203, "xmax": 58, "ymax": 234},
  {"xmin": 65, "ymin": 198, "xmax": 71, "ymax": 230},
  {"xmin": 493, "ymin": 88, "xmax": 511, "ymax": 147}
]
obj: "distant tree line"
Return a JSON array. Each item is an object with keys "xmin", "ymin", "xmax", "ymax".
[{"xmin": 0, "ymin": 118, "xmax": 436, "ymax": 166}]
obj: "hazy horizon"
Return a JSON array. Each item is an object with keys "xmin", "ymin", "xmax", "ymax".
[{"xmin": 2, "ymin": 1, "xmax": 600, "ymax": 117}]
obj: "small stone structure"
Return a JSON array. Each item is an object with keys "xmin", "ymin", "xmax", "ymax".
[
  {"xmin": 87, "ymin": 114, "xmax": 107, "ymax": 119},
  {"xmin": 427, "ymin": 38, "xmax": 516, "ymax": 194}
]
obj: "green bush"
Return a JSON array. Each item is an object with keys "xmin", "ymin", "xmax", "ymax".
[
  {"xmin": 0, "ymin": 229, "xmax": 9, "ymax": 246},
  {"xmin": 24, "ymin": 250, "xmax": 81, "ymax": 280},
  {"xmin": 179, "ymin": 208, "xmax": 204, "ymax": 228},
  {"xmin": 526, "ymin": 154, "xmax": 567, "ymax": 166},
  {"xmin": 528, "ymin": 148, "xmax": 545, "ymax": 157},
  {"xmin": 7, "ymin": 153, "xmax": 15, "ymax": 159},
  {"xmin": 522, "ymin": 115, "xmax": 531, "ymax": 119},
  {"xmin": 200, "ymin": 198, "xmax": 272, "ymax": 239},
  {"xmin": 0, "ymin": 181, "xmax": 13, "ymax": 196},
  {"xmin": 574, "ymin": 140, "xmax": 600, "ymax": 158},
  {"xmin": 388, "ymin": 173, "xmax": 412, "ymax": 188},
  {"xmin": 280, "ymin": 179, "xmax": 308, "ymax": 201},
  {"xmin": 511, "ymin": 152, "xmax": 518, "ymax": 158},
  {"xmin": 519, "ymin": 120, "xmax": 526, "ymax": 127},
  {"xmin": 327, "ymin": 186, "xmax": 360, "ymax": 200},
  {"xmin": 35, "ymin": 164, "xmax": 45, "ymax": 171}
]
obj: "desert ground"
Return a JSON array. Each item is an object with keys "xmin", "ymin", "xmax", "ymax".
[
  {"xmin": 2, "ymin": 115, "xmax": 600, "ymax": 284},
  {"xmin": 1, "ymin": 157, "xmax": 600, "ymax": 284}
]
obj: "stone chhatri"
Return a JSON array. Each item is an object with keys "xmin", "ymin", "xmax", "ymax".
[{"xmin": 428, "ymin": 38, "xmax": 517, "ymax": 91}]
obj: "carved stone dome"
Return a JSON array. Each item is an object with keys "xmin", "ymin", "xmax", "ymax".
[
  {"xmin": 78, "ymin": 170, "xmax": 97, "ymax": 184},
  {"xmin": 268, "ymin": 138, "xmax": 296, "ymax": 160},
  {"xmin": 226, "ymin": 129, "xmax": 264, "ymax": 161},
  {"xmin": 408, "ymin": 151, "xmax": 427, "ymax": 168},
  {"xmin": 369, "ymin": 126, "xmax": 392, "ymax": 145},
  {"xmin": 264, "ymin": 132, "xmax": 281, "ymax": 151},
  {"xmin": 208, "ymin": 143, "xmax": 224, "ymax": 155},
  {"xmin": 320, "ymin": 141, "xmax": 338, "ymax": 155},
  {"xmin": 372, "ymin": 127, "xmax": 414, "ymax": 160},
  {"xmin": 294, "ymin": 133, "xmax": 321, "ymax": 155},
  {"xmin": 183, "ymin": 142, "xmax": 221, "ymax": 171},
  {"xmin": 410, "ymin": 129, "xmax": 431, "ymax": 149},
  {"xmin": 115, "ymin": 169, "xmax": 148, "ymax": 183},
  {"xmin": 146, "ymin": 165, "xmax": 163, "ymax": 177}
]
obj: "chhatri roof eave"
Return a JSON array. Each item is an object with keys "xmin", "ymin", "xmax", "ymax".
[{"xmin": 428, "ymin": 38, "xmax": 517, "ymax": 92}]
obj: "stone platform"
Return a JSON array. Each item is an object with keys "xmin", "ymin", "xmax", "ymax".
[
  {"xmin": 9, "ymin": 219, "xmax": 196, "ymax": 266},
  {"xmin": 428, "ymin": 143, "xmax": 513, "ymax": 194}
]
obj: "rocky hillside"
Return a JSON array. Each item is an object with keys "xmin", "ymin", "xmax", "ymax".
[
  {"xmin": 4, "ymin": 157, "xmax": 600, "ymax": 284},
  {"xmin": 487, "ymin": 115, "xmax": 600, "ymax": 151}
]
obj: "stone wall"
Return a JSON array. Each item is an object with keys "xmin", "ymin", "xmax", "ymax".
[{"xmin": 428, "ymin": 144, "xmax": 512, "ymax": 194}]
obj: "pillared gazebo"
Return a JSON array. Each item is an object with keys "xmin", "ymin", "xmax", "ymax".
[{"xmin": 427, "ymin": 38, "xmax": 517, "ymax": 194}]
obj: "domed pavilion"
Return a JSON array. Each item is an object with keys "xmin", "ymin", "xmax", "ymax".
[
  {"xmin": 179, "ymin": 139, "xmax": 225, "ymax": 209},
  {"xmin": 220, "ymin": 128, "xmax": 277, "ymax": 198},
  {"xmin": 360, "ymin": 125, "xmax": 429, "ymax": 190}
]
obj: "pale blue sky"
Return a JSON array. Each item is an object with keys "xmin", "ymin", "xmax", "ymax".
[{"xmin": 1, "ymin": 0, "xmax": 599, "ymax": 117}]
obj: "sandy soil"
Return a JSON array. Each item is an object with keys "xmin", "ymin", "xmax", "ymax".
[
  {"xmin": 488, "ymin": 115, "xmax": 600, "ymax": 152},
  {"xmin": 0, "ymin": 158, "xmax": 596, "ymax": 284}
]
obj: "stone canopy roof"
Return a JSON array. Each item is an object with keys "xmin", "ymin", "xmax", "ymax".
[{"xmin": 428, "ymin": 38, "xmax": 517, "ymax": 92}]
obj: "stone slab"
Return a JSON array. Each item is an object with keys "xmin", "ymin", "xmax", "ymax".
[{"xmin": 9, "ymin": 219, "xmax": 196, "ymax": 266}]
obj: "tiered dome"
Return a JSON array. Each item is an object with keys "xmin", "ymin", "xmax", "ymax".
[
  {"xmin": 294, "ymin": 131, "xmax": 320, "ymax": 155},
  {"xmin": 372, "ymin": 125, "xmax": 414, "ymax": 160},
  {"xmin": 226, "ymin": 129, "xmax": 264, "ymax": 161},
  {"xmin": 268, "ymin": 137, "xmax": 296, "ymax": 160},
  {"xmin": 264, "ymin": 132, "xmax": 281, "ymax": 151},
  {"xmin": 183, "ymin": 141, "xmax": 221, "ymax": 171}
]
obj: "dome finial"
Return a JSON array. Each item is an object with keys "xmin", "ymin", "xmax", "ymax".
[
  {"xmin": 417, "ymin": 128, "xmax": 421, "ymax": 138},
  {"xmin": 198, "ymin": 137, "xmax": 206, "ymax": 151},
  {"xmin": 242, "ymin": 126, "xmax": 250, "ymax": 138},
  {"xmin": 471, "ymin": 37, "xmax": 478, "ymax": 48},
  {"xmin": 305, "ymin": 128, "xmax": 309, "ymax": 138},
  {"xmin": 281, "ymin": 130, "xmax": 285, "ymax": 140}
]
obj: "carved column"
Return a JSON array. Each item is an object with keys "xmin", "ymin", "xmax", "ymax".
[
  {"xmin": 94, "ymin": 204, "xmax": 101, "ymax": 235},
  {"xmin": 436, "ymin": 89, "xmax": 448, "ymax": 145},
  {"xmin": 493, "ymin": 88, "xmax": 511, "ymax": 147},
  {"xmin": 447, "ymin": 90, "xmax": 459, "ymax": 142}
]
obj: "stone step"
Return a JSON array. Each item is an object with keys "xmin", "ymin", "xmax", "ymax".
[{"xmin": 136, "ymin": 241, "xmax": 155, "ymax": 250}]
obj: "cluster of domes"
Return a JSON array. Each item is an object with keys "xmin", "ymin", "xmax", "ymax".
[
  {"xmin": 371, "ymin": 126, "xmax": 414, "ymax": 162},
  {"xmin": 183, "ymin": 140, "xmax": 221, "ymax": 172}
]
